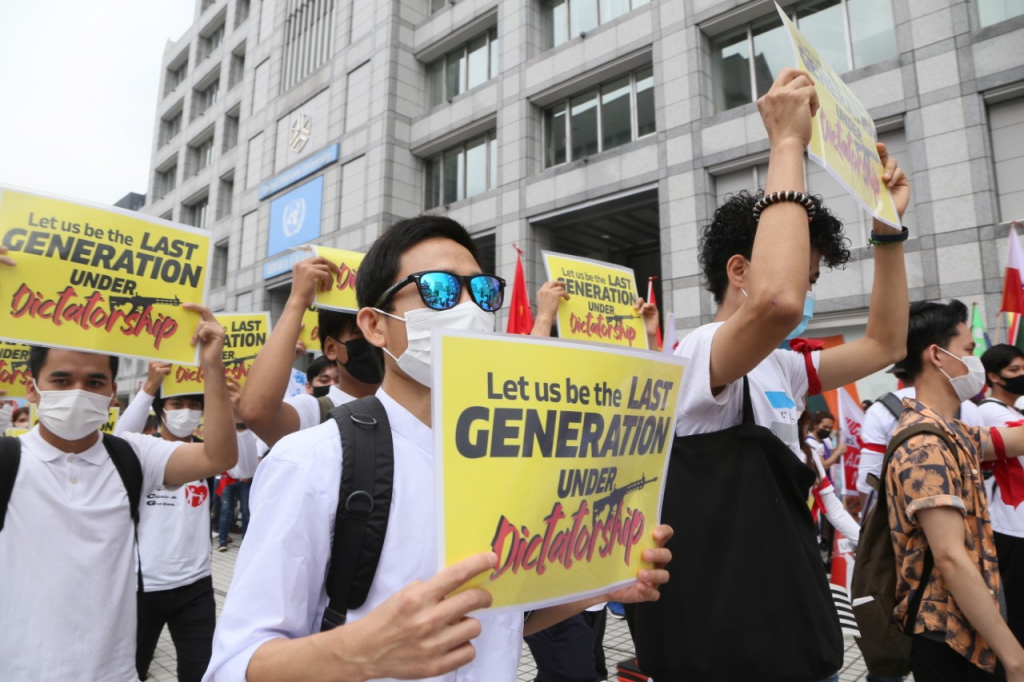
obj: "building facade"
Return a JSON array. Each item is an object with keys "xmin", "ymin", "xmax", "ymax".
[{"xmin": 140, "ymin": 0, "xmax": 1024, "ymax": 401}]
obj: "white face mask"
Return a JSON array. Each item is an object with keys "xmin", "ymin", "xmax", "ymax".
[
  {"xmin": 34, "ymin": 385, "xmax": 112, "ymax": 440},
  {"xmin": 937, "ymin": 347, "xmax": 986, "ymax": 403},
  {"xmin": 163, "ymin": 409, "xmax": 204, "ymax": 438},
  {"xmin": 375, "ymin": 301, "xmax": 495, "ymax": 387}
]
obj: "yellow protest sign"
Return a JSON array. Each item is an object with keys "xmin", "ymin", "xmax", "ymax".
[
  {"xmin": 0, "ymin": 341, "xmax": 32, "ymax": 398},
  {"xmin": 162, "ymin": 312, "xmax": 271, "ymax": 398},
  {"xmin": 0, "ymin": 186, "xmax": 211, "ymax": 364},
  {"xmin": 775, "ymin": 4, "xmax": 900, "ymax": 228},
  {"xmin": 29, "ymin": 405, "xmax": 119, "ymax": 434},
  {"xmin": 300, "ymin": 305, "xmax": 320, "ymax": 351},
  {"xmin": 5, "ymin": 428, "xmax": 28, "ymax": 437},
  {"xmin": 434, "ymin": 331, "xmax": 684, "ymax": 611},
  {"xmin": 294, "ymin": 245, "xmax": 362, "ymax": 312},
  {"xmin": 542, "ymin": 251, "xmax": 648, "ymax": 350}
]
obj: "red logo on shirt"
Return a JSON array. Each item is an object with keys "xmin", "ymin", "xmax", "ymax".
[{"xmin": 185, "ymin": 484, "xmax": 208, "ymax": 508}]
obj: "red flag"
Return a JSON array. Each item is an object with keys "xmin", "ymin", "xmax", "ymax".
[
  {"xmin": 506, "ymin": 245, "xmax": 534, "ymax": 335},
  {"xmin": 1000, "ymin": 223, "xmax": 1024, "ymax": 315},
  {"xmin": 647, "ymin": 276, "xmax": 662, "ymax": 351}
]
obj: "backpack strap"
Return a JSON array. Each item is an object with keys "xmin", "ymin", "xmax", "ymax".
[
  {"xmin": 0, "ymin": 436, "xmax": 23, "ymax": 533},
  {"xmin": 317, "ymin": 395, "xmax": 335, "ymax": 424},
  {"xmin": 321, "ymin": 396, "xmax": 394, "ymax": 631},
  {"xmin": 102, "ymin": 433, "xmax": 145, "ymax": 591},
  {"xmin": 878, "ymin": 392, "xmax": 905, "ymax": 420}
]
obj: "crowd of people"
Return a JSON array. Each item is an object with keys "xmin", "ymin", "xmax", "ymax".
[{"xmin": 2, "ymin": 67, "xmax": 1024, "ymax": 682}]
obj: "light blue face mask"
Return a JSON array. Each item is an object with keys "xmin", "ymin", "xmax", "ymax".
[{"xmin": 783, "ymin": 291, "xmax": 816, "ymax": 343}]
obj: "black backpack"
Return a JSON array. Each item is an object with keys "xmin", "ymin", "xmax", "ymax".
[
  {"xmin": 318, "ymin": 396, "xmax": 395, "ymax": 631},
  {"xmin": 0, "ymin": 433, "xmax": 146, "ymax": 589},
  {"xmin": 850, "ymin": 422, "xmax": 950, "ymax": 677}
]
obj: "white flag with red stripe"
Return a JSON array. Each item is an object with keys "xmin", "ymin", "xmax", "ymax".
[
  {"xmin": 662, "ymin": 312, "xmax": 678, "ymax": 356},
  {"xmin": 837, "ymin": 387, "xmax": 864, "ymax": 495}
]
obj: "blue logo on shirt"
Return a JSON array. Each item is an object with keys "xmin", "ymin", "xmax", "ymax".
[{"xmin": 765, "ymin": 391, "xmax": 796, "ymax": 409}]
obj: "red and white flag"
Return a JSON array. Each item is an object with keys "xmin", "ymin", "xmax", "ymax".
[
  {"xmin": 1001, "ymin": 224, "xmax": 1024, "ymax": 346},
  {"xmin": 662, "ymin": 312, "xmax": 678, "ymax": 356},
  {"xmin": 506, "ymin": 245, "xmax": 534, "ymax": 335},
  {"xmin": 837, "ymin": 387, "xmax": 864, "ymax": 496},
  {"xmin": 647, "ymin": 276, "xmax": 663, "ymax": 351}
]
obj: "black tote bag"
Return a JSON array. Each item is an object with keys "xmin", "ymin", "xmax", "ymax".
[{"xmin": 628, "ymin": 379, "xmax": 843, "ymax": 681}]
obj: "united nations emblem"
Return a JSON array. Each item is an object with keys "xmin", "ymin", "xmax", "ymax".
[{"xmin": 282, "ymin": 197, "xmax": 307, "ymax": 237}]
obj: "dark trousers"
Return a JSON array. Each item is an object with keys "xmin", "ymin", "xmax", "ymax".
[
  {"xmin": 136, "ymin": 575, "xmax": 216, "ymax": 682},
  {"xmin": 207, "ymin": 477, "xmax": 219, "ymax": 532},
  {"xmin": 526, "ymin": 608, "xmax": 608, "ymax": 682},
  {"xmin": 995, "ymin": 531, "xmax": 1024, "ymax": 643},
  {"xmin": 911, "ymin": 635, "xmax": 1004, "ymax": 682},
  {"xmin": 218, "ymin": 480, "xmax": 250, "ymax": 546}
]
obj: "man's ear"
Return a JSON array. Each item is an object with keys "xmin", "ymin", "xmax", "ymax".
[
  {"xmin": 26, "ymin": 380, "xmax": 40, "ymax": 405},
  {"xmin": 725, "ymin": 254, "xmax": 750, "ymax": 294},
  {"xmin": 926, "ymin": 344, "xmax": 945, "ymax": 371},
  {"xmin": 988, "ymin": 371, "xmax": 1002, "ymax": 387},
  {"xmin": 357, "ymin": 308, "xmax": 388, "ymax": 350},
  {"xmin": 323, "ymin": 335, "xmax": 339, "ymax": 361}
]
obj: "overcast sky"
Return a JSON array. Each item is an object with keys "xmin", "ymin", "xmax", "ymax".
[{"xmin": 0, "ymin": 1, "xmax": 195, "ymax": 206}]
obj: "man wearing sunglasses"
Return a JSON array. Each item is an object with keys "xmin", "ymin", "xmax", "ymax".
[
  {"xmin": 206, "ymin": 216, "xmax": 673, "ymax": 681},
  {"xmin": 239, "ymin": 256, "xmax": 382, "ymax": 448}
]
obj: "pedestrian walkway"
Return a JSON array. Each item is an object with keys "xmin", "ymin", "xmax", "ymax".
[{"xmin": 144, "ymin": 533, "xmax": 906, "ymax": 681}]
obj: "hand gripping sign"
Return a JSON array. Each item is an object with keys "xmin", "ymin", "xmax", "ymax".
[
  {"xmin": 292, "ymin": 245, "xmax": 363, "ymax": 312},
  {"xmin": 433, "ymin": 330, "xmax": 684, "ymax": 611},
  {"xmin": 0, "ymin": 341, "xmax": 32, "ymax": 398},
  {"xmin": 162, "ymin": 312, "xmax": 271, "ymax": 398},
  {"xmin": 775, "ymin": 3, "xmax": 901, "ymax": 228},
  {"xmin": 542, "ymin": 251, "xmax": 649, "ymax": 350},
  {"xmin": 0, "ymin": 186, "xmax": 212, "ymax": 364}
]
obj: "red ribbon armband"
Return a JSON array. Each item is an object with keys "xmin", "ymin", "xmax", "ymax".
[
  {"xmin": 789, "ymin": 338, "xmax": 824, "ymax": 396},
  {"xmin": 991, "ymin": 427, "xmax": 1007, "ymax": 461}
]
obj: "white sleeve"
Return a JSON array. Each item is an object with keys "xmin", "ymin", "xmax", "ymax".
[
  {"xmin": 959, "ymin": 400, "xmax": 983, "ymax": 427},
  {"xmin": 115, "ymin": 389, "xmax": 155, "ymax": 436},
  {"xmin": 122, "ymin": 431, "xmax": 183, "ymax": 495},
  {"xmin": 284, "ymin": 393, "xmax": 321, "ymax": 432},
  {"xmin": 861, "ymin": 402, "xmax": 896, "ymax": 448},
  {"xmin": 227, "ymin": 430, "xmax": 260, "ymax": 479},
  {"xmin": 674, "ymin": 324, "xmax": 736, "ymax": 423},
  {"xmin": 819, "ymin": 483, "xmax": 860, "ymax": 543},
  {"xmin": 0, "ymin": 403, "xmax": 10, "ymax": 434},
  {"xmin": 204, "ymin": 427, "xmax": 338, "ymax": 681}
]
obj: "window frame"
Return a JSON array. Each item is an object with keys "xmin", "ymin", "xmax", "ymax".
[
  {"xmin": 426, "ymin": 27, "xmax": 499, "ymax": 108},
  {"xmin": 541, "ymin": 0, "xmax": 649, "ymax": 50},
  {"xmin": 543, "ymin": 67, "xmax": 656, "ymax": 169},
  {"xmin": 424, "ymin": 130, "xmax": 498, "ymax": 209}
]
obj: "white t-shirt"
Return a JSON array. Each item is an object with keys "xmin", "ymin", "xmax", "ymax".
[
  {"xmin": 204, "ymin": 391, "xmax": 523, "ymax": 682},
  {"xmin": 284, "ymin": 384, "xmax": 356, "ymax": 432},
  {"xmin": 674, "ymin": 322, "xmax": 820, "ymax": 459},
  {"xmin": 0, "ymin": 427, "xmax": 180, "ymax": 682},
  {"xmin": 139, "ymin": 478, "xmax": 213, "ymax": 591},
  {"xmin": 977, "ymin": 400, "xmax": 1024, "ymax": 538},
  {"xmin": 858, "ymin": 387, "xmax": 982, "ymax": 494}
]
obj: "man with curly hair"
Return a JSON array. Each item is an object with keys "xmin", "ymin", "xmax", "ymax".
[
  {"xmin": 886, "ymin": 301, "xmax": 1024, "ymax": 681},
  {"xmin": 629, "ymin": 67, "xmax": 911, "ymax": 680}
]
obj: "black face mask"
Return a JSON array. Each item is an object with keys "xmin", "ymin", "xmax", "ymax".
[
  {"xmin": 998, "ymin": 373, "xmax": 1024, "ymax": 397},
  {"xmin": 311, "ymin": 384, "xmax": 332, "ymax": 398},
  {"xmin": 341, "ymin": 337, "xmax": 383, "ymax": 385},
  {"xmin": 816, "ymin": 429, "xmax": 832, "ymax": 440}
]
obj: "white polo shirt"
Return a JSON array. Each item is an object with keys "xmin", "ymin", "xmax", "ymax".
[
  {"xmin": 0, "ymin": 426, "xmax": 180, "ymax": 682},
  {"xmin": 284, "ymin": 384, "xmax": 357, "ymax": 431},
  {"xmin": 204, "ymin": 390, "xmax": 524, "ymax": 682}
]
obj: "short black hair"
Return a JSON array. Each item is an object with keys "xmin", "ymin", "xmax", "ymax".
[
  {"xmin": 981, "ymin": 344, "xmax": 1024, "ymax": 388},
  {"xmin": 698, "ymin": 190, "xmax": 852, "ymax": 305},
  {"xmin": 813, "ymin": 411, "xmax": 835, "ymax": 425},
  {"xmin": 151, "ymin": 390, "xmax": 203, "ymax": 421},
  {"xmin": 356, "ymin": 215, "xmax": 481, "ymax": 311},
  {"xmin": 28, "ymin": 346, "xmax": 119, "ymax": 383},
  {"xmin": 903, "ymin": 300, "xmax": 969, "ymax": 382},
  {"xmin": 306, "ymin": 354, "xmax": 335, "ymax": 381},
  {"xmin": 317, "ymin": 309, "xmax": 360, "ymax": 352}
]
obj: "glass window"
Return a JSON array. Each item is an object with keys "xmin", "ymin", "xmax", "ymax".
[
  {"xmin": 489, "ymin": 134, "xmax": 498, "ymax": 189},
  {"xmin": 467, "ymin": 34, "xmax": 489, "ymax": 90},
  {"xmin": 712, "ymin": 27, "xmax": 752, "ymax": 113},
  {"xmin": 570, "ymin": 90, "xmax": 599, "ymax": 160},
  {"xmin": 751, "ymin": 15, "xmax": 789, "ymax": 99},
  {"xmin": 601, "ymin": 76, "xmax": 632, "ymax": 151},
  {"xmin": 795, "ymin": 0, "xmax": 847, "ymax": 74},
  {"xmin": 600, "ymin": 0, "xmax": 630, "ymax": 23},
  {"xmin": 427, "ymin": 59, "xmax": 445, "ymax": 107},
  {"xmin": 465, "ymin": 135, "xmax": 488, "ymax": 199},
  {"xmin": 446, "ymin": 47, "xmax": 466, "ymax": 99},
  {"xmin": 635, "ymin": 67, "xmax": 655, "ymax": 138},
  {"xmin": 489, "ymin": 27, "xmax": 499, "ymax": 79},
  {"xmin": 443, "ymin": 147, "xmax": 463, "ymax": 204},
  {"xmin": 848, "ymin": 0, "xmax": 897, "ymax": 68},
  {"xmin": 545, "ymin": 102, "xmax": 568, "ymax": 167},
  {"xmin": 976, "ymin": 0, "xmax": 1024, "ymax": 28},
  {"xmin": 570, "ymin": 0, "xmax": 598, "ymax": 36},
  {"xmin": 430, "ymin": 0, "xmax": 446, "ymax": 13},
  {"xmin": 425, "ymin": 156, "xmax": 442, "ymax": 208},
  {"xmin": 544, "ymin": 0, "xmax": 569, "ymax": 49}
]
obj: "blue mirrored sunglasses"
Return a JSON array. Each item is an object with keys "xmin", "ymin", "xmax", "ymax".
[{"xmin": 374, "ymin": 270, "xmax": 506, "ymax": 312}]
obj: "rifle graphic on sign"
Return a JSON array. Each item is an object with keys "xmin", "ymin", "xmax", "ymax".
[
  {"xmin": 606, "ymin": 314, "xmax": 640, "ymax": 325},
  {"xmin": 109, "ymin": 294, "xmax": 183, "ymax": 314},
  {"xmin": 592, "ymin": 474, "xmax": 658, "ymax": 523},
  {"xmin": 222, "ymin": 355, "xmax": 257, "ymax": 368}
]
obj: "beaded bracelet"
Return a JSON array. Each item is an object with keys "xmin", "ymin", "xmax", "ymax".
[
  {"xmin": 868, "ymin": 225, "xmax": 909, "ymax": 246},
  {"xmin": 752, "ymin": 191, "xmax": 817, "ymax": 222}
]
